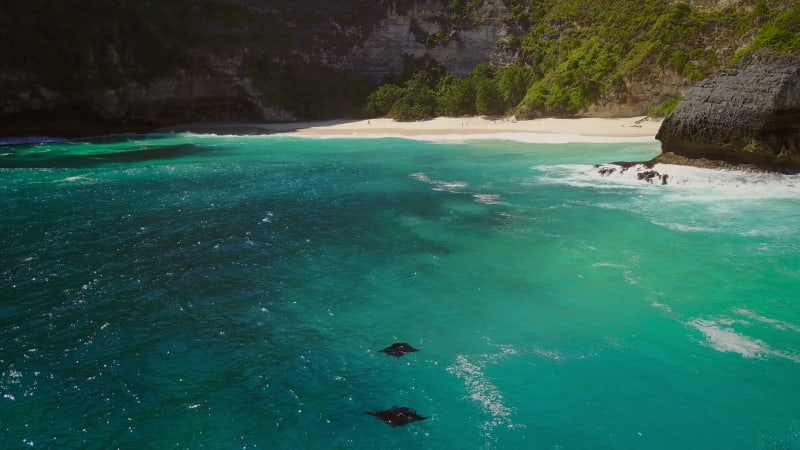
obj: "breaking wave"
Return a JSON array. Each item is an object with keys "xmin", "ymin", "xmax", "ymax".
[{"xmin": 537, "ymin": 163, "xmax": 800, "ymax": 201}]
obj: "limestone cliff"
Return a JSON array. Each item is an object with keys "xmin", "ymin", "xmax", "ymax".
[
  {"xmin": 343, "ymin": 0, "xmax": 513, "ymax": 80},
  {"xmin": 655, "ymin": 53, "xmax": 800, "ymax": 172},
  {"xmin": 1, "ymin": 0, "xmax": 514, "ymax": 137},
  {"xmin": 0, "ymin": 0, "xmax": 785, "ymax": 137}
]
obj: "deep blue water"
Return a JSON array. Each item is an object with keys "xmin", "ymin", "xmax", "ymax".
[{"xmin": 2, "ymin": 134, "xmax": 799, "ymax": 449}]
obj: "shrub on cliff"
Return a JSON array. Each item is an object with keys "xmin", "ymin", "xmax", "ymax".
[
  {"xmin": 647, "ymin": 96, "xmax": 683, "ymax": 118},
  {"xmin": 735, "ymin": 3, "xmax": 800, "ymax": 59},
  {"xmin": 512, "ymin": 0, "xmax": 772, "ymax": 117}
]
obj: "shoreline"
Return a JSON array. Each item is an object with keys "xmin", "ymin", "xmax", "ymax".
[{"xmin": 165, "ymin": 116, "xmax": 662, "ymax": 143}]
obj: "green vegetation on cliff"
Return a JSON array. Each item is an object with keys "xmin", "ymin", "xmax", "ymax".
[
  {"xmin": 2, "ymin": 0, "xmax": 798, "ymax": 133},
  {"xmin": 736, "ymin": 3, "xmax": 800, "ymax": 58},
  {"xmin": 365, "ymin": 62, "xmax": 528, "ymax": 120},
  {"xmin": 366, "ymin": 0, "xmax": 792, "ymax": 120},
  {"xmin": 505, "ymin": 0, "xmax": 770, "ymax": 117}
]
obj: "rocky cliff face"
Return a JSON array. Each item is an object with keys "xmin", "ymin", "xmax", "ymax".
[
  {"xmin": 655, "ymin": 54, "xmax": 800, "ymax": 172},
  {"xmin": 0, "ymin": 0, "xmax": 774, "ymax": 137},
  {"xmin": 1, "ymin": 0, "xmax": 516, "ymax": 137},
  {"xmin": 344, "ymin": 0, "xmax": 513, "ymax": 81}
]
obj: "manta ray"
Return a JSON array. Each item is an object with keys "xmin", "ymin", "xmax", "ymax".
[
  {"xmin": 365, "ymin": 406, "xmax": 427, "ymax": 427},
  {"xmin": 378, "ymin": 342, "xmax": 419, "ymax": 357}
]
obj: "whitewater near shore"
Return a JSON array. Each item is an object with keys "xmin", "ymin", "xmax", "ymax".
[{"xmin": 168, "ymin": 116, "xmax": 661, "ymax": 143}]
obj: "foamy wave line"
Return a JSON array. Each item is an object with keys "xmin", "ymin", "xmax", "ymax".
[
  {"xmin": 649, "ymin": 220, "xmax": 713, "ymax": 233},
  {"xmin": 410, "ymin": 172, "xmax": 469, "ymax": 192},
  {"xmin": 63, "ymin": 174, "xmax": 92, "ymax": 183},
  {"xmin": 739, "ymin": 226, "xmax": 800, "ymax": 237},
  {"xmin": 435, "ymin": 182, "xmax": 469, "ymax": 192},
  {"xmin": 546, "ymin": 163, "xmax": 800, "ymax": 200},
  {"xmin": 472, "ymin": 194, "xmax": 506, "ymax": 205},
  {"xmin": 275, "ymin": 132, "xmax": 656, "ymax": 144},
  {"xmin": 733, "ymin": 308, "xmax": 800, "ymax": 333},
  {"xmin": 590, "ymin": 262, "xmax": 640, "ymax": 285},
  {"xmin": 588, "ymin": 164, "xmax": 800, "ymax": 201},
  {"xmin": 411, "ymin": 173, "xmax": 510, "ymax": 207},
  {"xmin": 650, "ymin": 300, "xmax": 673, "ymax": 313},
  {"xmin": 530, "ymin": 347, "xmax": 565, "ymax": 361},
  {"xmin": 447, "ymin": 350, "xmax": 518, "ymax": 435},
  {"xmin": 179, "ymin": 130, "xmax": 626, "ymax": 144},
  {"xmin": 689, "ymin": 319, "xmax": 800, "ymax": 363},
  {"xmin": 592, "ymin": 262, "xmax": 626, "ymax": 268}
]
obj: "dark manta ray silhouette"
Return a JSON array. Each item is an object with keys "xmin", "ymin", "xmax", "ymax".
[
  {"xmin": 365, "ymin": 406, "xmax": 427, "ymax": 427},
  {"xmin": 379, "ymin": 343, "xmax": 418, "ymax": 357}
]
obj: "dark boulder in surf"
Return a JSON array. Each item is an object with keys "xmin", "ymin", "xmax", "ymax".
[
  {"xmin": 379, "ymin": 343, "xmax": 419, "ymax": 357},
  {"xmin": 637, "ymin": 169, "xmax": 669, "ymax": 185},
  {"xmin": 595, "ymin": 163, "xmax": 669, "ymax": 185},
  {"xmin": 365, "ymin": 406, "xmax": 427, "ymax": 427}
]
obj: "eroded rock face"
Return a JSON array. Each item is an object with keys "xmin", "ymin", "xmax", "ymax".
[
  {"xmin": 344, "ymin": 0, "xmax": 512, "ymax": 81},
  {"xmin": 655, "ymin": 54, "xmax": 800, "ymax": 172},
  {"xmin": 1, "ymin": 0, "xmax": 520, "ymax": 137},
  {"xmin": 0, "ymin": 0, "xmax": 425, "ymax": 137}
]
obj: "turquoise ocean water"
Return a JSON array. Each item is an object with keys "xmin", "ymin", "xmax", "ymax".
[{"xmin": 1, "ymin": 133, "xmax": 799, "ymax": 449}]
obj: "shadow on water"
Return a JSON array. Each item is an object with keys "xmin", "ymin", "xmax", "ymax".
[
  {"xmin": 71, "ymin": 133, "xmax": 179, "ymax": 145},
  {"xmin": 0, "ymin": 142, "xmax": 208, "ymax": 168},
  {"xmin": 0, "ymin": 133, "xmax": 181, "ymax": 147}
]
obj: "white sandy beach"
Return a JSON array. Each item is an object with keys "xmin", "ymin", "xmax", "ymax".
[{"xmin": 172, "ymin": 116, "xmax": 661, "ymax": 143}]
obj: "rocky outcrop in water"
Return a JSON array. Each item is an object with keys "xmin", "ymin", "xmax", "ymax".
[{"xmin": 655, "ymin": 54, "xmax": 800, "ymax": 173}]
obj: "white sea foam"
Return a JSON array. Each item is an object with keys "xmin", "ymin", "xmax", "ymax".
[
  {"xmin": 530, "ymin": 347, "xmax": 565, "ymax": 361},
  {"xmin": 588, "ymin": 164, "xmax": 800, "ymax": 201},
  {"xmin": 689, "ymin": 319, "xmax": 769, "ymax": 358},
  {"xmin": 278, "ymin": 132, "xmax": 656, "ymax": 144},
  {"xmin": 689, "ymin": 319, "xmax": 800, "ymax": 363},
  {"xmin": 591, "ymin": 262, "xmax": 639, "ymax": 284},
  {"xmin": 409, "ymin": 172, "xmax": 468, "ymax": 192},
  {"xmin": 550, "ymin": 163, "xmax": 800, "ymax": 201},
  {"xmin": 623, "ymin": 270, "xmax": 639, "ymax": 285},
  {"xmin": 472, "ymin": 194, "xmax": 506, "ymax": 205},
  {"xmin": 537, "ymin": 163, "xmax": 800, "ymax": 238},
  {"xmin": 649, "ymin": 300, "xmax": 672, "ymax": 313},
  {"xmin": 739, "ymin": 225, "xmax": 800, "ymax": 238},
  {"xmin": 448, "ymin": 354, "xmax": 514, "ymax": 433},
  {"xmin": 535, "ymin": 164, "xmax": 643, "ymax": 190},
  {"xmin": 435, "ymin": 181, "xmax": 469, "ymax": 192},
  {"xmin": 409, "ymin": 172, "xmax": 430, "ymax": 183},
  {"xmin": 733, "ymin": 308, "xmax": 800, "ymax": 333},
  {"xmin": 648, "ymin": 220, "xmax": 712, "ymax": 233},
  {"xmin": 592, "ymin": 262, "xmax": 626, "ymax": 268}
]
